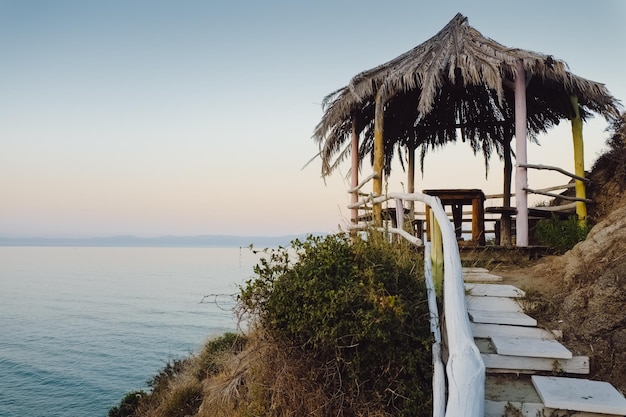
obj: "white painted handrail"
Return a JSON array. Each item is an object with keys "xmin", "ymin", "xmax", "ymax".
[
  {"xmin": 350, "ymin": 191, "xmax": 485, "ymax": 417},
  {"xmin": 347, "ymin": 172, "xmax": 379, "ymax": 193}
]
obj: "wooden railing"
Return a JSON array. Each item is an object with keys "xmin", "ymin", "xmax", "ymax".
[{"xmin": 349, "ymin": 191, "xmax": 485, "ymax": 417}]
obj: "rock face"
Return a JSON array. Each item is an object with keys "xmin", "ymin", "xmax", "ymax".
[{"xmin": 535, "ymin": 203, "xmax": 626, "ymax": 393}]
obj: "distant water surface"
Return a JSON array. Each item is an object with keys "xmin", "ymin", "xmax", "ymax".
[{"xmin": 0, "ymin": 246, "xmax": 262, "ymax": 417}]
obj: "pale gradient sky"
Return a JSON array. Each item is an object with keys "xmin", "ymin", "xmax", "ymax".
[{"xmin": 1, "ymin": 1, "xmax": 625, "ymax": 238}]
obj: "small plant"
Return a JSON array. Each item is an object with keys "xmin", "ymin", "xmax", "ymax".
[
  {"xmin": 551, "ymin": 359, "xmax": 565, "ymax": 376},
  {"xmin": 533, "ymin": 215, "xmax": 591, "ymax": 253},
  {"xmin": 147, "ymin": 357, "xmax": 188, "ymax": 398},
  {"xmin": 503, "ymin": 401, "xmax": 524, "ymax": 417},
  {"xmin": 156, "ymin": 380, "xmax": 203, "ymax": 417},
  {"xmin": 108, "ymin": 390, "xmax": 148, "ymax": 417},
  {"xmin": 194, "ymin": 332, "xmax": 247, "ymax": 379},
  {"xmin": 518, "ymin": 286, "xmax": 557, "ymax": 320}
]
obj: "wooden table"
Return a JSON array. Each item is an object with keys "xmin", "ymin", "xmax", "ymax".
[{"xmin": 424, "ymin": 189, "xmax": 486, "ymax": 245}]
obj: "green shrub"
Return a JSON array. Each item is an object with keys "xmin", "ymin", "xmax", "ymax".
[
  {"xmin": 194, "ymin": 332, "xmax": 247, "ymax": 379},
  {"xmin": 238, "ymin": 234, "xmax": 433, "ymax": 416},
  {"xmin": 534, "ymin": 215, "xmax": 591, "ymax": 253},
  {"xmin": 108, "ymin": 390, "xmax": 147, "ymax": 417},
  {"xmin": 147, "ymin": 357, "xmax": 188, "ymax": 398},
  {"xmin": 156, "ymin": 380, "xmax": 203, "ymax": 417}
]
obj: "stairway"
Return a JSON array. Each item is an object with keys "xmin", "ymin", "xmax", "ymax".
[{"xmin": 462, "ymin": 267, "xmax": 626, "ymax": 417}]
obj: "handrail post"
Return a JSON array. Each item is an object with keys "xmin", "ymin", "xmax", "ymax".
[
  {"xmin": 430, "ymin": 207, "xmax": 444, "ymax": 296},
  {"xmin": 373, "ymin": 90, "xmax": 384, "ymax": 227},
  {"xmin": 570, "ymin": 95, "xmax": 588, "ymax": 227}
]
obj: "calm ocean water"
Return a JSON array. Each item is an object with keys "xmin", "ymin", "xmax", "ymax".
[{"xmin": 0, "ymin": 246, "xmax": 263, "ymax": 417}]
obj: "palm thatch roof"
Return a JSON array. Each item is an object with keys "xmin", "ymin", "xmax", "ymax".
[{"xmin": 313, "ymin": 13, "xmax": 621, "ymax": 177}]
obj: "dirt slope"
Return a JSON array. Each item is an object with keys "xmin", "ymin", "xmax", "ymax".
[{"xmin": 532, "ymin": 204, "xmax": 626, "ymax": 392}]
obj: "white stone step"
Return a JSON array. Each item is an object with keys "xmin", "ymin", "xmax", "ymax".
[
  {"xmin": 469, "ymin": 309, "xmax": 537, "ymax": 326},
  {"xmin": 462, "ymin": 267, "xmax": 490, "ymax": 273},
  {"xmin": 471, "ymin": 322, "xmax": 562, "ymax": 340},
  {"xmin": 486, "ymin": 375, "xmax": 623, "ymax": 417},
  {"xmin": 491, "ymin": 335, "xmax": 572, "ymax": 359},
  {"xmin": 463, "ymin": 271, "xmax": 503, "ymax": 282},
  {"xmin": 532, "ymin": 375, "xmax": 626, "ymax": 416},
  {"xmin": 482, "ymin": 353, "xmax": 589, "ymax": 374},
  {"xmin": 466, "ymin": 295, "xmax": 523, "ymax": 312},
  {"xmin": 464, "ymin": 283, "xmax": 525, "ymax": 298}
]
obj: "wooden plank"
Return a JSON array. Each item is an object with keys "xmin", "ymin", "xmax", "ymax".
[
  {"xmin": 491, "ymin": 336, "xmax": 572, "ymax": 359},
  {"xmin": 465, "ymin": 283, "xmax": 525, "ymax": 298},
  {"xmin": 463, "ymin": 267, "xmax": 489, "ymax": 273},
  {"xmin": 471, "ymin": 323, "xmax": 562, "ymax": 340},
  {"xmin": 482, "ymin": 354, "xmax": 589, "ymax": 374},
  {"xmin": 532, "ymin": 375, "xmax": 626, "ymax": 415},
  {"xmin": 470, "ymin": 310, "xmax": 537, "ymax": 326},
  {"xmin": 467, "ymin": 295, "xmax": 523, "ymax": 312},
  {"xmin": 463, "ymin": 272, "xmax": 503, "ymax": 282}
]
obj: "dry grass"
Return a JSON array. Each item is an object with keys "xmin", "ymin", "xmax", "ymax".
[
  {"xmin": 195, "ymin": 327, "xmax": 394, "ymax": 417},
  {"xmin": 129, "ymin": 325, "xmax": 402, "ymax": 417}
]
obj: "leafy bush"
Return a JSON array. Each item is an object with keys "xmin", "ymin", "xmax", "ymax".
[
  {"xmin": 238, "ymin": 234, "xmax": 433, "ymax": 416},
  {"xmin": 194, "ymin": 332, "xmax": 247, "ymax": 379},
  {"xmin": 534, "ymin": 216, "xmax": 591, "ymax": 253},
  {"xmin": 108, "ymin": 390, "xmax": 147, "ymax": 417},
  {"xmin": 156, "ymin": 380, "xmax": 203, "ymax": 417},
  {"xmin": 148, "ymin": 357, "xmax": 188, "ymax": 398}
]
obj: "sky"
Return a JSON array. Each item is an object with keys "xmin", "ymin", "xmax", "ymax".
[{"xmin": 1, "ymin": 1, "xmax": 625, "ymax": 238}]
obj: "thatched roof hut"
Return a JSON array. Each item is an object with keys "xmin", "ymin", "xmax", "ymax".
[
  {"xmin": 313, "ymin": 13, "xmax": 620, "ymax": 247},
  {"xmin": 313, "ymin": 13, "xmax": 620, "ymax": 177}
]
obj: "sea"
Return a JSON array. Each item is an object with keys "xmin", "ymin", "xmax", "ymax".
[{"xmin": 0, "ymin": 245, "xmax": 266, "ymax": 417}]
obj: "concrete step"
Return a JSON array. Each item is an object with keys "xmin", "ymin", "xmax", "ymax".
[
  {"xmin": 485, "ymin": 375, "xmax": 625, "ymax": 417},
  {"xmin": 469, "ymin": 309, "xmax": 537, "ymax": 326},
  {"xmin": 466, "ymin": 295, "xmax": 523, "ymax": 312},
  {"xmin": 482, "ymin": 353, "xmax": 590, "ymax": 374},
  {"xmin": 463, "ymin": 267, "xmax": 490, "ymax": 273},
  {"xmin": 462, "ymin": 271, "xmax": 503, "ymax": 282},
  {"xmin": 464, "ymin": 283, "xmax": 525, "ymax": 298},
  {"xmin": 476, "ymin": 338, "xmax": 589, "ymax": 374},
  {"xmin": 532, "ymin": 375, "xmax": 626, "ymax": 416},
  {"xmin": 491, "ymin": 335, "xmax": 572, "ymax": 359},
  {"xmin": 470, "ymin": 322, "xmax": 562, "ymax": 340}
]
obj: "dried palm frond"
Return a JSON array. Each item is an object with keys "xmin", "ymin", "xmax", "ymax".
[{"xmin": 313, "ymin": 13, "xmax": 621, "ymax": 178}]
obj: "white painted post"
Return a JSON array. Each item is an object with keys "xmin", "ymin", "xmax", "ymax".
[
  {"xmin": 514, "ymin": 60, "xmax": 529, "ymax": 247},
  {"xmin": 394, "ymin": 198, "xmax": 404, "ymax": 233}
]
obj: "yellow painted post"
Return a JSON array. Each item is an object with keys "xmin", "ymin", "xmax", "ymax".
[
  {"xmin": 373, "ymin": 90, "xmax": 384, "ymax": 227},
  {"xmin": 429, "ymin": 208, "xmax": 444, "ymax": 296},
  {"xmin": 570, "ymin": 96, "xmax": 587, "ymax": 226}
]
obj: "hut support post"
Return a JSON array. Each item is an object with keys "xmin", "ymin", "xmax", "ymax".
[
  {"xmin": 514, "ymin": 60, "xmax": 529, "ymax": 247},
  {"xmin": 373, "ymin": 90, "xmax": 384, "ymax": 227},
  {"xmin": 351, "ymin": 118, "xmax": 359, "ymax": 230},
  {"xmin": 408, "ymin": 144, "xmax": 416, "ymax": 220},
  {"xmin": 570, "ymin": 96, "xmax": 587, "ymax": 226},
  {"xmin": 502, "ymin": 135, "xmax": 513, "ymax": 246}
]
